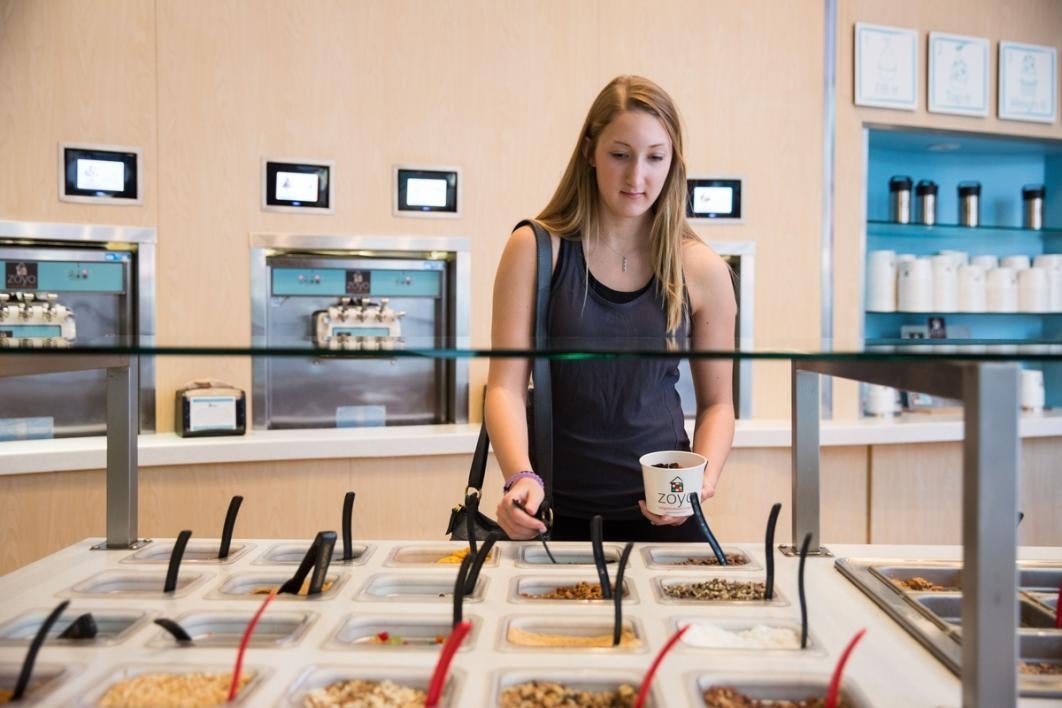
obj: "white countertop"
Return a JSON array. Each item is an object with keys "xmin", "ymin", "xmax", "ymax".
[
  {"xmin": 0, "ymin": 539, "xmax": 1058, "ymax": 707},
  {"xmin": 2, "ymin": 412, "xmax": 1061, "ymax": 477}
]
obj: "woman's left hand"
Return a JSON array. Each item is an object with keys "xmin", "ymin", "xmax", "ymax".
[{"xmin": 637, "ymin": 484, "xmax": 716, "ymax": 526}]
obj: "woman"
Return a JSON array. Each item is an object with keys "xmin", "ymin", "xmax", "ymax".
[{"xmin": 487, "ymin": 75, "xmax": 736, "ymax": 542}]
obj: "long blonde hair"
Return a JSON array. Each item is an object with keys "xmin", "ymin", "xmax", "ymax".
[{"xmin": 535, "ymin": 75, "xmax": 696, "ymax": 334}]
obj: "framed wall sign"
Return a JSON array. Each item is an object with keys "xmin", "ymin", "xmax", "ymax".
[
  {"xmin": 262, "ymin": 158, "xmax": 334, "ymax": 213},
  {"xmin": 998, "ymin": 41, "xmax": 1057, "ymax": 123},
  {"xmin": 58, "ymin": 143, "xmax": 142, "ymax": 204},
  {"xmin": 928, "ymin": 32, "xmax": 989, "ymax": 117},
  {"xmin": 854, "ymin": 23, "xmax": 918, "ymax": 111}
]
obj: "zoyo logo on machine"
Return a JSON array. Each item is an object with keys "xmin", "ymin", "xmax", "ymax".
[{"xmin": 5, "ymin": 262, "xmax": 37, "ymax": 289}]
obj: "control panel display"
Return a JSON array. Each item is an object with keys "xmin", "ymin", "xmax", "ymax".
[
  {"xmin": 394, "ymin": 165, "xmax": 460, "ymax": 217},
  {"xmin": 60, "ymin": 144, "xmax": 140, "ymax": 203},
  {"xmin": 263, "ymin": 159, "xmax": 332, "ymax": 212},
  {"xmin": 686, "ymin": 177, "xmax": 742, "ymax": 221}
]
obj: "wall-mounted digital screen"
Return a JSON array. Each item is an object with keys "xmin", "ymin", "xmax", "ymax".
[
  {"xmin": 686, "ymin": 178, "xmax": 742, "ymax": 221},
  {"xmin": 395, "ymin": 166, "xmax": 459, "ymax": 216},
  {"xmin": 264, "ymin": 160, "xmax": 331, "ymax": 211},
  {"xmin": 61, "ymin": 146, "xmax": 139, "ymax": 201},
  {"xmin": 275, "ymin": 171, "xmax": 320, "ymax": 203}
]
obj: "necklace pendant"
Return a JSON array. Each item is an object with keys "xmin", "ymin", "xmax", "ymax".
[{"xmin": 621, "ymin": 256, "xmax": 628, "ymax": 273}]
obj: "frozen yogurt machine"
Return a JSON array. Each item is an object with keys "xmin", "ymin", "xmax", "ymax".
[
  {"xmin": 250, "ymin": 234, "xmax": 470, "ymax": 428},
  {"xmin": 0, "ymin": 220, "xmax": 156, "ymax": 438}
]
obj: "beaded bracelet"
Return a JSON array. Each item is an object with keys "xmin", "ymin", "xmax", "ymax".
[{"xmin": 503, "ymin": 470, "xmax": 544, "ymax": 493}]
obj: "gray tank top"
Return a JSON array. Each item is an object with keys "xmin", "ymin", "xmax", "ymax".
[{"xmin": 547, "ymin": 236, "xmax": 690, "ymax": 519}]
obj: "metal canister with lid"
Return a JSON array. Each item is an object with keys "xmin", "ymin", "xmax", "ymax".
[
  {"xmin": 915, "ymin": 180, "xmax": 937, "ymax": 226},
  {"xmin": 1023, "ymin": 184, "xmax": 1045, "ymax": 230},
  {"xmin": 889, "ymin": 176, "xmax": 913, "ymax": 224},
  {"xmin": 958, "ymin": 181, "xmax": 981, "ymax": 227}
]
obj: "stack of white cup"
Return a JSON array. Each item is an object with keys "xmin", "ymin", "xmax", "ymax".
[
  {"xmin": 897, "ymin": 258, "xmax": 933, "ymax": 311},
  {"xmin": 1020, "ymin": 369, "xmax": 1045, "ymax": 413},
  {"xmin": 1034, "ymin": 254, "xmax": 1062, "ymax": 311},
  {"xmin": 869, "ymin": 249, "xmax": 1062, "ymax": 312},
  {"xmin": 866, "ymin": 250, "xmax": 896, "ymax": 312}
]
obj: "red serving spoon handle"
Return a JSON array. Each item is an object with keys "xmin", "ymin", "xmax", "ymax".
[
  {"xmin": 426, "ymin": 619, "xmax": 472, "ymax": 707},
  {"xmin": 228, "ymin": 589, "xmax": 276, "ymax": 701},
  {"xmin": 634, "ymin": 625, "xmax": 689, "ymax": 708},
  {"xmin": 826, "ymin": 628, "xmax": 867, "ymax": 708}
]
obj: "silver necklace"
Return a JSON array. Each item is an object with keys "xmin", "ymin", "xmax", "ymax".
[{"xmin": 597, "ymin": 237, "xmax": 639, "ymax": 273}]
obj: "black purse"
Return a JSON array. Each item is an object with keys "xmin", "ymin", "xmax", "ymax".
[{"xmin": 446, "ymin": 221, "xmax": 554, "ymax": 541}]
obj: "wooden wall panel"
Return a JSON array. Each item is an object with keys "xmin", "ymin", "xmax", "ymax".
[
  {"xmin": 869, "ymin": 438, "xmax": 1061, "ymax": 545},
  {"xmin": 0, "ymin": 0, "xmax": 157, "ymax": 224}
]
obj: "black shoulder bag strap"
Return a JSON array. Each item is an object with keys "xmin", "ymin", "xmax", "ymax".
[
  {"xmin": 528, "ymin": 221, "xmax": 554, "ymax": 513},
  {"xmin": 454, "ymin": 221, "xmax": 553, "ymax": 529}
]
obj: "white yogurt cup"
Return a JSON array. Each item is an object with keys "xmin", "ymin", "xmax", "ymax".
[{"xmin": 639, "ymin": 450, "xmax": 706, "ymax": 517}]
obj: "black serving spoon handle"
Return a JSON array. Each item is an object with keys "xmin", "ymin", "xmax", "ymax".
[
  {"xmin": 463, "ymin": 531, "xmax": 500, "ymax": 595},
  {"xmin": 452, "ymin": 553, "xmax": 474, "ymax": 627},
  {"xmin": 764, "ymin": 502, "xmax": 782, "ymax": 600},
  {"xmin": 798, "ymin": 532, "xmax": 812, "ymax": 649},
  {"xmin": 591, "ymin": 515, "xmax": 612, "ymax": 600},
  {"xmin": 513, "ymin": 498, "xmax": 556, "ymax": 564},
  {"xmin": 57, "ymin": 613, "xmax": 98, "ymax": 640},
  {"xmin": 689, "ymin": 493, "xmax": 727, "ymax": 566},
  {"xmin": 306, "ymin": 531, "xmax": 338, "ymax": 595},
  {"xmin": 279, "ymin": 531, "xmax": 327, "ymax": 595},
  {"xmin": 13, "ymin": 600, "xmax": 68, "ymax": 700},
  {"xmin": 217, "ymin": 495, "xmax": 243, "ymax": 559},
  {"xmin": 154, "ymin": 617, "xmax": 193, "ymax": 644},
  {"xmin": 613, "ymin": 542, "xmax": 635, "ymax": 646},
  {"xmin": 342, "ymin": 491, "xmax": 356, "ymax": 561},
  {"xmin": 163, "ymin": 530, "xmax": 193, "ymax": 594}
]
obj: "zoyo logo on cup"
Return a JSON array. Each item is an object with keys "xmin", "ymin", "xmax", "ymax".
[{"xmin": 640, "ymin": 450, "xmax": 707, "ymax": 517}]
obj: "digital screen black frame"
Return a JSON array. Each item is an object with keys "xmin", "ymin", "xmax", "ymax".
[
  {"xmin": 685, "ymin": 177, "xmax": 743, "ymax": 221},
  {"xmin": 393, "ymin": 166, "xmax": 460, "ymax": 217},
  {"xmin": 59, "ymin": 144, "xmax": 141, "ymax": 203},
  {"xmin": 263, "ymin": 160, "xmax": 332, "ymax": 211}
]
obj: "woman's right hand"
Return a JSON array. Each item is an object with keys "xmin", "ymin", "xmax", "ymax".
[{"xmin": 496, "ymin": 478, "xmax": 548, "ymax": 540}]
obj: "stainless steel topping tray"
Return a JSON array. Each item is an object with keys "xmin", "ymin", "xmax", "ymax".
[
  {"xmin": 145, "ymin": 610, "xmax": 316, "ymax": 648},
  {"xmin": 515, "ymin": 543, "xmax": 622, "ymax": 567},
  {"xmin": 64, "ymin": 569, "xmax": 210, "ymax": 599},
  {"xmin": 254, "ymin": 542, "xmax": 373, "ymax": 566},
  {"xmin": 835, "ymin": 557, "xmax": 1062, "ymax": 699},
  {"xmin": 281, "ymin": 665, "xmax": 462, "ymax": 708},
  {"xmin": 641, "ymin": 546, "xmax": 758, "ymax": 571},
  {"xmin": 911, "ymin": 593, "xmax": 1056, "ymax": 631},
  {"xmin": 491, "ymin": 668, "xmax": 657, "ymax": 707},
  {"xmin": 652, "ymin": 575, "xmax": 788, "ymax": 606},
  {"xmin": 669, "ymin": 617, "xmax": 825, "ymax": 655},
  {"xmin": 498, "ymin": 615, "xmax": 647, "ymax": 653},
  {"xmin": 210, "ymin": 572, "xmax": 347, "ymax": 600},
  {"xmin": 122, "ymin": 540, "xmax": 254, "ymax": 565},
  {"xmin": 384, "ymin": 543, "xmax": 499, "ymax": 567},
  {"xmin": 691, "ymin": 672, "xmax": 872, "ymax": 708},
  {"xmin": 0, "ymin": 608, "xmax": 149, "ymax": 646},
  {"xmin": 0, "ymin": 662, "xmax": 77, "ymax": 705},
  {"xmin": 74, "ymin": 663, "xmax": 268, "ymax": 707},
  {"xmin": 509, "ymin": 575, "xmax": 636, "ymax": 604},
  {"xmin": 356, "ymin": 572, "xmax": 486, "ymax": 602},
  {"xmin": 869, "ymin": 562, "xmax": 962, "ymax": 591},
  {"xmin": 323, "ymin": 613, "xmax": 480, "ymax": 651},
  {"xmin": 1020, "ymin": 567, "xmax": 1062, "ymax": 593}
]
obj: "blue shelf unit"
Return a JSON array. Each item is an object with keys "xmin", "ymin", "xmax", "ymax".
[{"xmin": 865, "ymin": 127, "xmax": 1062, "ymax": 409}]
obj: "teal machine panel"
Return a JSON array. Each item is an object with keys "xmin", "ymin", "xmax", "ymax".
[
  {"xmin": 1, "ymin": 261, "xmax": 126, "ymax": 293},
  {"xmin": 271, "ymin": 267, "xmax": 442, "ymax": 298}
]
